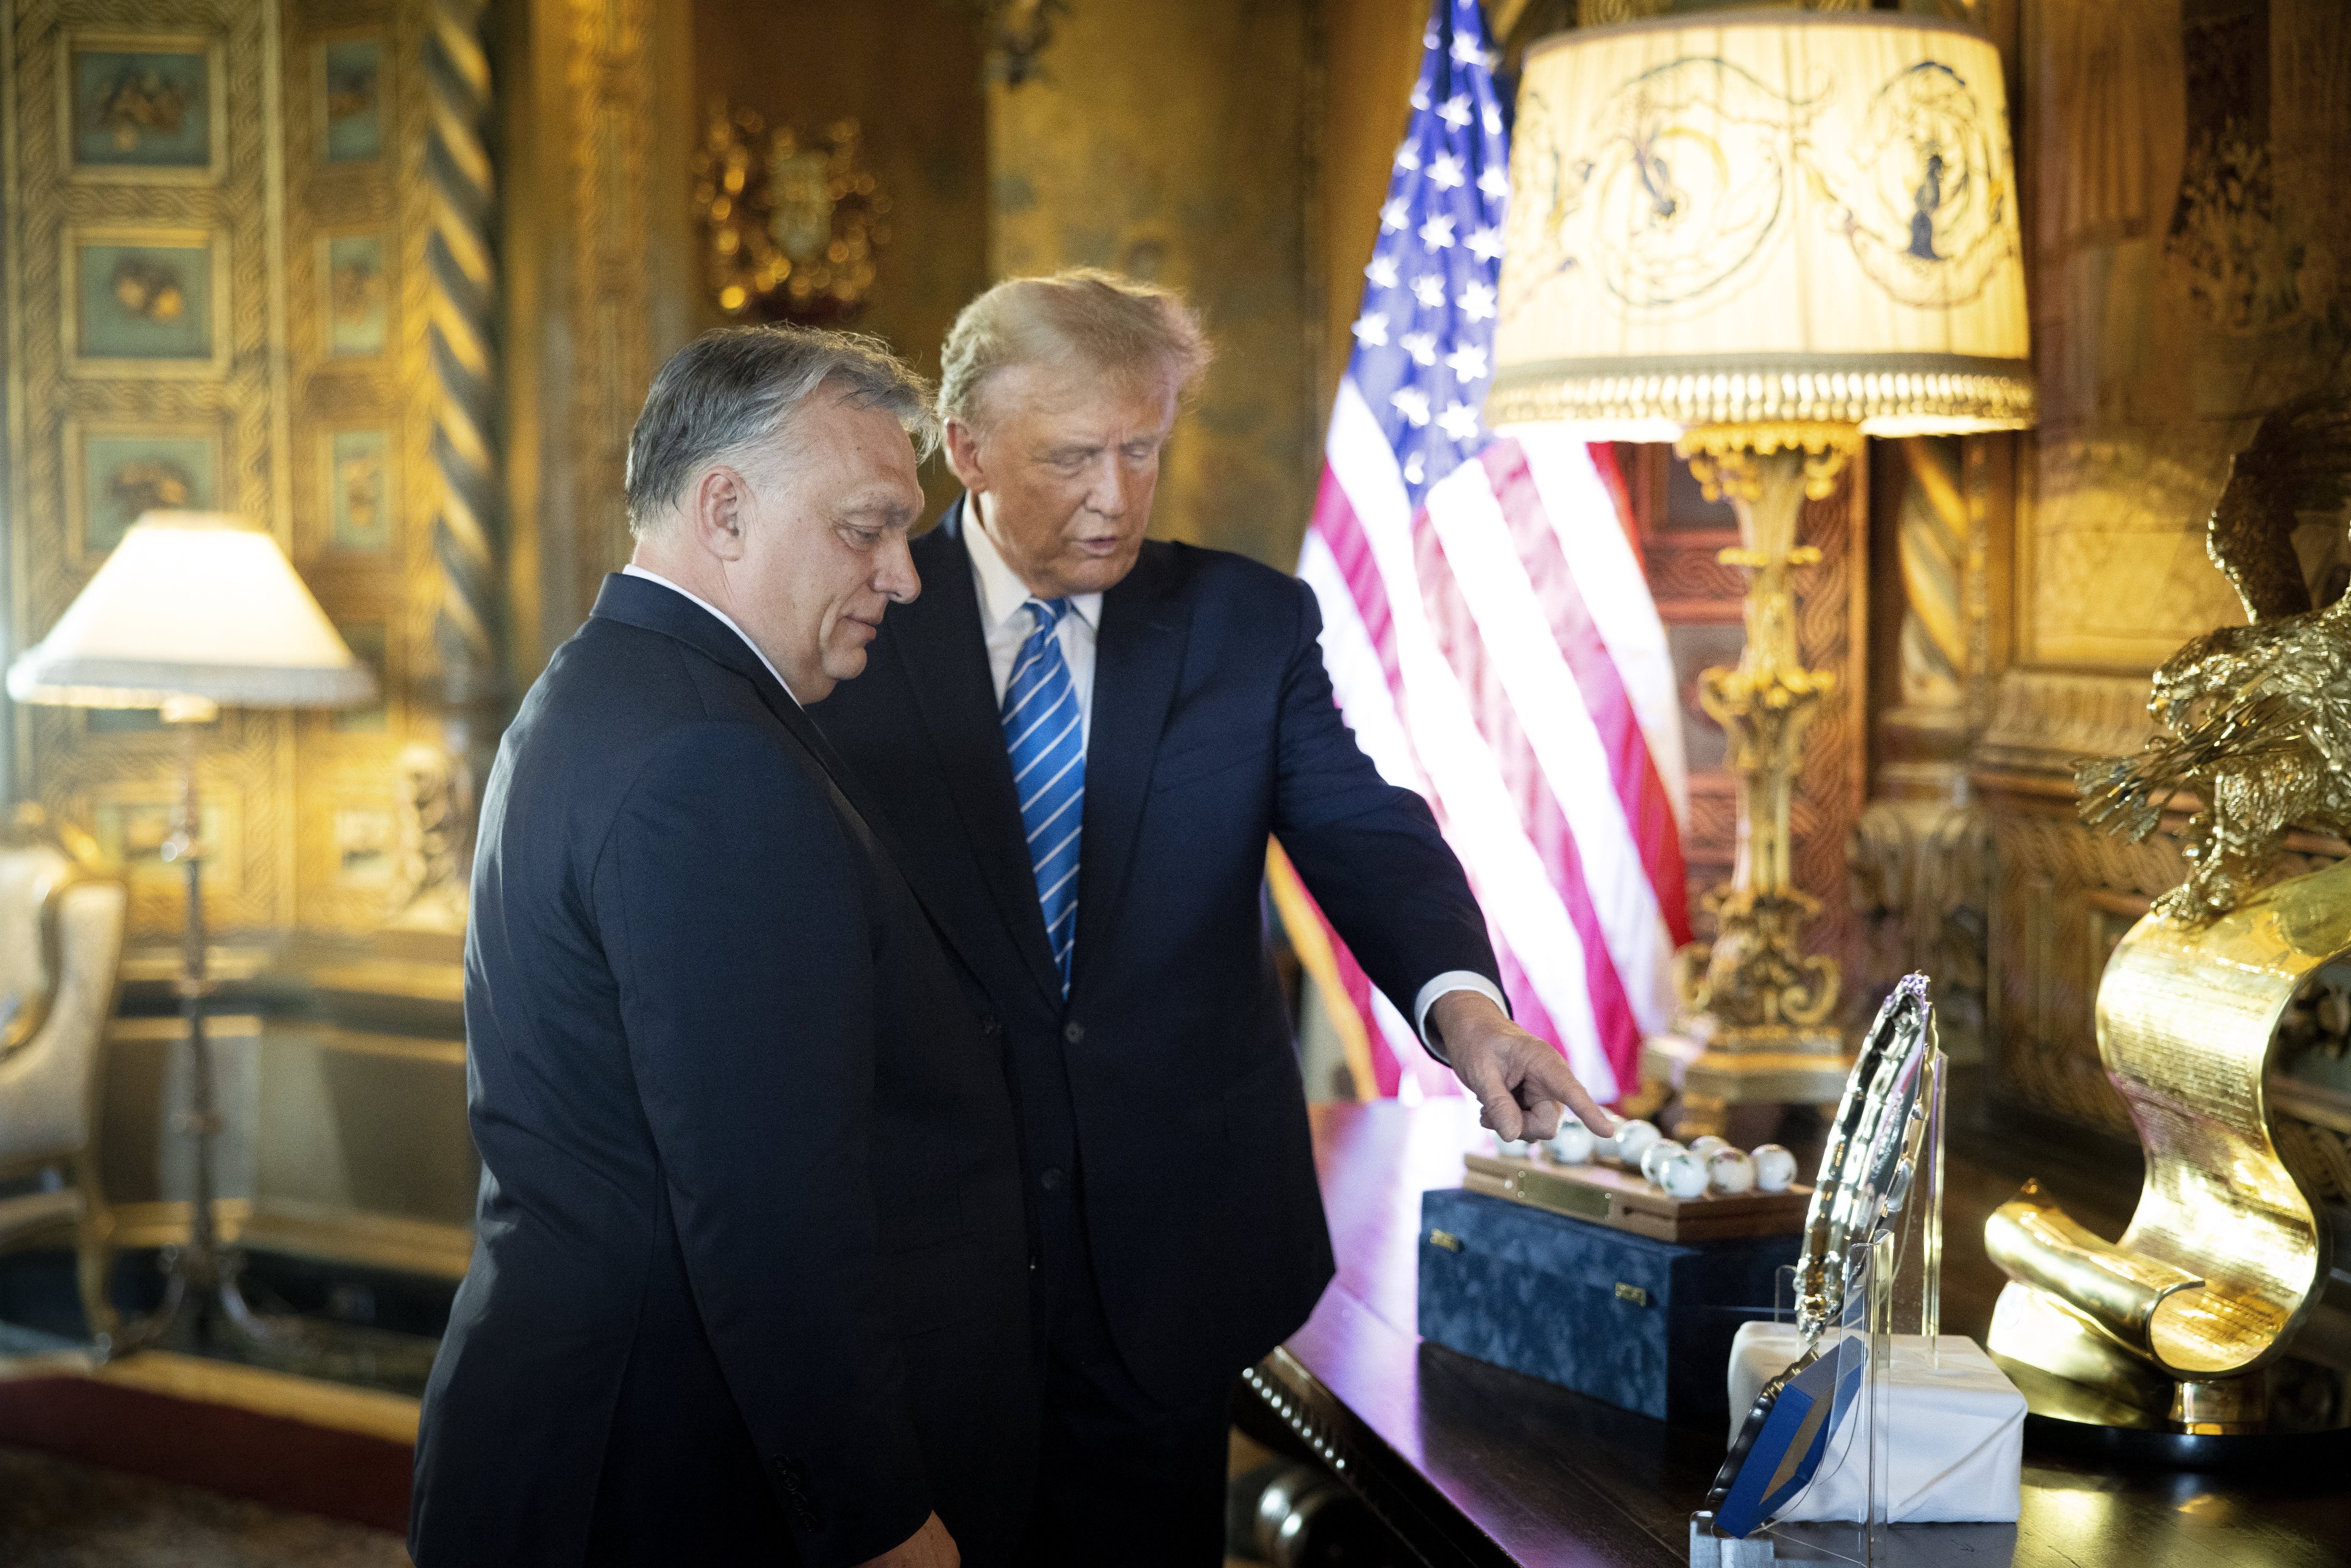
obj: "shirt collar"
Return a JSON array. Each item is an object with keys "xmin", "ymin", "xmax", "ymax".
[
  {"xmin": 619, "ymin": 564, "xmax": 798, "ymax": 704},
  {"xmin": 965, "ymin": 495, "xmax": 1103, "ymax": 634}
]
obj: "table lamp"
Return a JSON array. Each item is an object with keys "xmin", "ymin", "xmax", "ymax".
[
  {"xmin": 7, "ymin": 511, "xmax": 377, "ymax": 1355},
  {"xmin": 1487, "ymin": 12, "xmax": 2033, "ymax": 1132}
]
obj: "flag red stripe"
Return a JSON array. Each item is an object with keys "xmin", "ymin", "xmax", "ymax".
[
  {"xmin": 1312, "ymin": 468, "xmax": 1403, "ymax": 698},
  {"xmin": 1411, "ymin": 515, "xmax": 1644, "ymax": 1083},
  {"xmin": 1478, "ymin": 441, "xmax": 1693, "ymax": 947}
]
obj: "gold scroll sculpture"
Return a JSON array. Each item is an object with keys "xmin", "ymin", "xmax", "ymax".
[{"xmin": 1987, "ymin": 396, "xmax": 2351, "ymax": 1431}]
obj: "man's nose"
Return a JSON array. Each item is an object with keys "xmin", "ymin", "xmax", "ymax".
[
  {"xmin": 875, "ymin": 533, "xmax": 921, "ymax": 604},
  {"xmin": 1082, "ymin": 452, "xmax": 1130, "ymax": 518}
]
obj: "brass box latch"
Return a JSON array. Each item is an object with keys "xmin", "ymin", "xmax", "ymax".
[
  {"xmin": 1427, "ymin": 1229, "xmax": 1462, "ymax": 1253},
  {"xmin": 1615, "ymin": 1282, "xmax": 1651, "ymax": 1307}
]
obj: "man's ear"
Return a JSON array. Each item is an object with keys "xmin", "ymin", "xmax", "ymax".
[
  {"xmin": 942, "ymin": 419, "xmax": 987, "ymax": 494},
  {"xmin": 687, "ymin": 464, "xmax": 751, "ymax": 562}
]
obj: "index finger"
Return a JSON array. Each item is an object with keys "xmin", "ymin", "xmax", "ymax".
[{"xmin": 1524, "ymin": 1051, "xmax": 1615, "ymax": 1136}]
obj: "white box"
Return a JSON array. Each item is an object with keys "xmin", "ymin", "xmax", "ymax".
[{"xmin": 1725, "ymin": 1321, "xmax": 2024, "ymax": 1524}]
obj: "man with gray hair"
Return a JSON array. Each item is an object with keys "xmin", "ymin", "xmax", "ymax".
[
  {"xmin": 819, "ymin": 272, "xmax": 1610, "ymax": 1564},
  {"xmin": 412, "ymin": 325, "xmax": 1034, "ymax": 1568}
]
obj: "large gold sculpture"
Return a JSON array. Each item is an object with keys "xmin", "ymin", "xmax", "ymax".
[
  {"xmin": 1987, "ymin": 395, "xmax": 2351, "ymax": 1439},
  {"xmin": 2075, "ymin": 397, "xmax": 2351, "ymax": 923}
]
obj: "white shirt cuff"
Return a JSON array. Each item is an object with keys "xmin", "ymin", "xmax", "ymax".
[{"xmin": 1412, "ymin": 971, "xmax": 1509, "ymax": 1066}]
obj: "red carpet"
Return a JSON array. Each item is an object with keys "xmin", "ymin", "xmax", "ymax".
[{"xmin": 0, "ymin": 1376, "xmax": 412, "ymax": 1534}]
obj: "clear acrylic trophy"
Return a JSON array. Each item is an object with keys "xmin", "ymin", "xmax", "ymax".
[{"xmin": 1692, "ymin": 977, "xmax": 1945, "ymax": 1566}]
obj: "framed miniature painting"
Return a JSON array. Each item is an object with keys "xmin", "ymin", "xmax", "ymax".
[
  {"xmin": 320, "ymin": 37, "xmax": 386, "ymax": 163},
  {"xmin": 64, "ymin": 227, "xmax": 229, "ymax": 376},
  {"xmin": 67, "ymin": 419, "xmax": 222, "ymax": 558},
  {"xmin": 324, "ymin": 428, "xmax": 394, "ymax": 552},
  {"xmin": 323, "ymin": 234, "xmax": 390, "ymax": 358},
  {"xmin": 62, "ymin": 33, "xmax": 224, "ymax": 181}
]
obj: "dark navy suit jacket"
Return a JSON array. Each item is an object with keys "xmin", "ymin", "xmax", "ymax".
[
  {"xmin": 814, "ymin": 501, "xmax": 1499, "ymax": 1404},
  {"xmin": 412, "ymin": 574, "xmax": 1034, "ymax": 1568}
]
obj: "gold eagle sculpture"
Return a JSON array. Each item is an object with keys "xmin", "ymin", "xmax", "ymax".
[{"xmin": 2075, "ymin": 394, "xmax": 2351, "ymax": 922}]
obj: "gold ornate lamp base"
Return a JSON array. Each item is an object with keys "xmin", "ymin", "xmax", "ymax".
[{"xmin": 1630, "ymin": 427, "xmax": 1857, "ymax": 1136}]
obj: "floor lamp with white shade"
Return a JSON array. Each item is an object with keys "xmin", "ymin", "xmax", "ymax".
[{"xmin": 7, "ymin": 510, "xmax": 378, "ymax": 1356}]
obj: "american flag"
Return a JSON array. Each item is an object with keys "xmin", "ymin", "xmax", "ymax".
[{"xmin": 1275, "ymin": 0, "xmax": 1692, "ymax": 1104}]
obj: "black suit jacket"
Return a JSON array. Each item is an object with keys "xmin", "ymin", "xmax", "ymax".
[
  {"xmin": 814, "ymin": 502, "xmax": 1498, "ymax": 1404},
  {"xmin": 412, "ymin": 574, "xmax": 1034, "ymax": 1568}
]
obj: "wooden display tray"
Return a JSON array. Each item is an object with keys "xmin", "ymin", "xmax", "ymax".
[{"xmin": 1460, "ymin": 1153, "xmax": 1810, "ymax": 1243}]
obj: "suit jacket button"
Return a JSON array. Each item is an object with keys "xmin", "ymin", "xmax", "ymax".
[
  {"xmin": 980, "ymin": 1016, "xmax": 1002, "ymax": 1036},
  {"xmin": 1063, "ymin": 1022, "xmax": 1084, "ymax": 1045},
  {"xmin": 1040, "ymin": 1167, "xmax": 1067, "ymax": 1192}
]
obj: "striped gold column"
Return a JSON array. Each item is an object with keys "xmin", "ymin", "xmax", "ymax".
[{"xmin": 422, "ymin": 0, "xmax": 501, "ymax": 875}]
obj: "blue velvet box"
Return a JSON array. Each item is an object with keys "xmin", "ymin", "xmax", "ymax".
[{"xmin": 1417, "ymin": 1186, "xmax": 1794, "ymax": 1426}]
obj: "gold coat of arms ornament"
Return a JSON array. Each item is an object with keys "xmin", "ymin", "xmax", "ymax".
[
  {"xmin": 1986, "ymin": 395, "xmax": 2351, "ymax": 1450},
  {"xmin": 692, "ymin": 111, "xmax": 888, "ymax": 324}
]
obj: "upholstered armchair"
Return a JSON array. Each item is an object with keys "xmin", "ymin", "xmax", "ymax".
[{"xmin": 0, "ymin": 810, "xmax": 129, "ymax": 1348}]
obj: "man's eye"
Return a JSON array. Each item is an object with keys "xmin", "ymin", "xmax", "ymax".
[{"xmin": 845, "ymin": 527, "xmax": 881, "ymax": 547}]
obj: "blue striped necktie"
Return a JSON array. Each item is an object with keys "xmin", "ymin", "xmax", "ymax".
[{"xmin": 1002, "ymin": 597, "xmax": 1084, "ymax": 993}]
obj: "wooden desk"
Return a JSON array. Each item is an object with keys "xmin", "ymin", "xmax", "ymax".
[{"xmin": 1246, "ymin": 1100, "xmax": 2350, "ymax": 1568}]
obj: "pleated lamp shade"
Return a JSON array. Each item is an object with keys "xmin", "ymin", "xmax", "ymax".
[
  {"xmin": 7, "ymin": 511, "xmax": 378, "ymax": 712},
  {"xmin": 1488, "ymin": 11, "xmax": 2034, "ymax": 440}
]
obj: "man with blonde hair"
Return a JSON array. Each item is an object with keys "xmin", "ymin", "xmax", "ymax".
[{"xmin": 817, "ymin": 273, "xmax": 1607, "ymax": 1564}]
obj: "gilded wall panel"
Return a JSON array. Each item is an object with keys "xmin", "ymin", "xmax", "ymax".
[
  {"xmin": 5, "ymin": 0, "xmax": 488, "ymax": 939},
  {"xmin": 2021, "ymin": 0, "xmax": 2351, "ymax": 671},
  {"xmin": 5, "ymin": 0, "xmax": 294, "ymax": 935},
  {"xmin": 987, "ymin": 0, "xmax": 1314, "ymax": 568},
  {"xmin": 565, "ymin": 0, "xmax": 648, "ymax": 612},
  {"xmin": 285, "ymin": 0, "xmax": 428, "ymax": 936}
]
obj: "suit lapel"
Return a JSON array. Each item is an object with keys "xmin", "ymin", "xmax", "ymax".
[
  {"xmin": 590, "ymin": 572, "xmax": 889, "ymax": 843},
  {"xmin": 889, "ymin": 504, "xmax": 1066, "ymax": 1009},
  {"xmin": 1071, "ymin": 541, "xmax": 1191, "ymax": 998}
]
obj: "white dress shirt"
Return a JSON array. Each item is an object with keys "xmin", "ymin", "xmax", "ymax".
[
  {"xmin": 960, "ymin": 506, "xmax": 1504, "ymax": 1058},
  {"xmin": 620, "ymin": 565, "xmax": 798, "ymax": 705},
  {"xmin": 966, "ymin": 500, "xmax": 1101, "ymax": 743}
]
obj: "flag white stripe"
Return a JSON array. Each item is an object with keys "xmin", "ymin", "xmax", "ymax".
[
  {"xmin": 1515, "ymin": 427, "xmax": 1690, "ymax": 827},
  {"xmin": 1421, "ymin": 459, "xmax": 1675, "ymax": 1033},
  {"xmin": 1298, "ymin": 534, "xmax": 1422, "ymax": 794}
]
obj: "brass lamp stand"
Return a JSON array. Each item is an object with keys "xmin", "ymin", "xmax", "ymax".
[
  {"xmin": 129, "ymin": 696, "xmax": 274, "ymax": 1353},
  {"xmin": 4, "ymin": 510, "xmax": 378, "ymax": 1360},
  {"xmin": 1634, "ymin": 428, "xmax": 1857, "ymax": 1138}
]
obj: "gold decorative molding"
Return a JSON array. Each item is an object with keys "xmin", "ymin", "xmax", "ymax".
[
  {"xmin": 1976, "ymin": 668, "xmax": 2155, "ymax": 780},
  {"xmin": 693, "ymin": 110, "xmax": 886, "ymax": 323},
  {"xmin": 564, "ymin": 0, "xmax": 650, "ymax": 615},
  {"xmin": 1490, "ymin": 363, "xmax": 2036, "ymax": 441},
  {"xmin": 1850, "ymin": 799, "xmax": 1990, "ymax": 1061}
]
